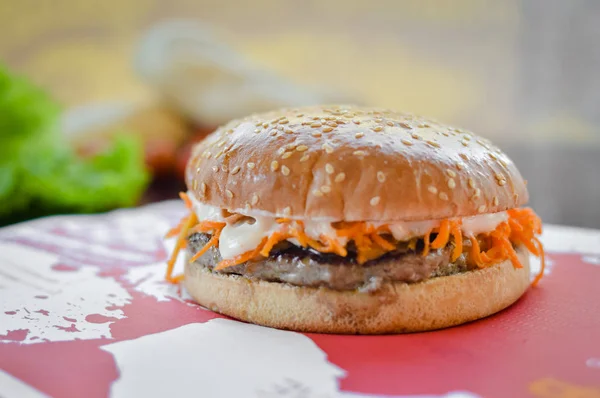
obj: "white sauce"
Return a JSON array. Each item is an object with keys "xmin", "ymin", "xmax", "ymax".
[
  {"xmin": 219, "ymin": 216, "xmax": 280, "ymax": 259},
  {"xmin": 188, "ymin": 193, "xmax": 508, "ymax": 259},
  {"xmin": 461, "ymin": 212, "xmax": 508, "ymax": 236}
]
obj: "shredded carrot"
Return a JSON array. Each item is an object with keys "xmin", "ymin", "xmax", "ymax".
[
  {"xmin": 260, "ymin": 229, "xmax": 292, "ymax": 257},
  {"xmin": 165, "ymin": 213, "xmax": 198, "ymax": 283},
  {"xmin": 468, "ymin": 234, "xmax": 485, "ymax": 268},
  {"xmin": 179, "ymin": 192, "xmax": 193, "ymax": 209},
  {"xmin": 531, "ymin": 237, "xmax": 545, "ymax": 286},
  {"xmin": 190, "ymin": 221, "xmax": 226, "ymax": 234},
  {"xmin": 164, "ymin": 216, "xmax": 186, "ymax": 238},
  {"xmin": 189, "ymin": 229, "xmax": 222, "ymax": 263},
  {"xmin": 320, "ymin": 234, "xmax": 348, "ymax": 257},
  {"xmin": 370, "ymin": 233, "xmax": 396, "ymax": 251},
  {"xmin": 215, "ymin": 238, "xmax": 268, "ymax": 270},
  {"xmin": 450, "ymin": 220, "xmax": 463, "ymax": 261},
  {"xmin": 431, "ymin": 219, "xmax": 451, "ymax": 249}
]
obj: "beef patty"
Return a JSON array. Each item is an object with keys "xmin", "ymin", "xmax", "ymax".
[{"xmin": 186, "ymin": 233, "xmax": 476, "ymax": 292}]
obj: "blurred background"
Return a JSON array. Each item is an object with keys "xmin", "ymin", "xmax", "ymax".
[{"xmin": 0, "ymin": 0, "xmax": 598, "ymax": 227}]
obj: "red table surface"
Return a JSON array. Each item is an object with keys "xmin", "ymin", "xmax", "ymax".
[{"xmin": 0, "ymin": 201, "xmax": 598, "ymax": 398}]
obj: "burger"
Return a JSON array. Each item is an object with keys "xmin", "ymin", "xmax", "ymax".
[{"xmin": 165, "ymin": 105, "xmax": 545, "ymax": 334}]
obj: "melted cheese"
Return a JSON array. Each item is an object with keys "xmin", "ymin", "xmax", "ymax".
[{"xmin": 188, "ymin": 193, "xmax": 508, "ymax": 259}]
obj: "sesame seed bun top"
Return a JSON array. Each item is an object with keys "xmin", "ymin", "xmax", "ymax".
[{"xmin": 186, "ymin": 105, "xmax": 528, "ymax": 222}]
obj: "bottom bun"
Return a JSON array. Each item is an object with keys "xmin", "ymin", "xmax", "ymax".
[{"xmin": 184, "ymin": 246, "xmax": 531, "ymax": 334}]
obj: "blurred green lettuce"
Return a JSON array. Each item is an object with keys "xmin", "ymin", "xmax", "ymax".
[{"xmin": 0, "ymin": 65, "xmax": 149, "ymax": 225}]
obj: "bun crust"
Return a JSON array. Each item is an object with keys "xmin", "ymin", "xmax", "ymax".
[
  {"xmin": 184, "ymin": 246, "xmax": 531, "ymax": 334},
  {"xmin": 186, "ymin": 105, "xmax": 528, "ymax": 222}
]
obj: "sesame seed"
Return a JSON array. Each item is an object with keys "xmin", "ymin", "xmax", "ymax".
[
  {"xmin": 322, "ymin": 127, "xmax": 333, "ymax": 133},
  {"xmin": 426, "ymin": 140, "xmax": 441, "ymax": 148},
  {"xmin": 447, "ymin": 178, "xmax": 456, "ymax": 189},
  {"xmin": 495, "ymin": 173, "xmax": 504, "ymax": 180},
  {"xmin": 411, "ymin": 133, "xmax": 422, "ymax": 140},
  {"xmin": 498, "ymin": 179, "xmax": 507, "ymax": 186},
  {"xmin": 217, "ymin": 140, "xmax": 226, "ymax": 147},
  {"xmin": 401, "ymin": 139, "xmax": 413, "ymax": 146},
  {"xmin": 281, "ymin": 165, "xmax": 290, "ymax": 176},
  {"xmin": 247, "ymin": 162, "xmax": 255, "ymax": 169},
  {"xmin": 323, "ymin": 143, "xmax": 334, "ymax": 154},
  {"xmin": 326, "ymin": 121, "xmax": 337, "ymax": 127},
  {"xmin": 282, "ymin": 152, "xmax": 293, "ymax": 159},
  {"xmin": 353, "ymin": 150, "xmax": 366, "ymax": 157},
  {"xmin": 296, "ymin": 113, "xmax": 304, "ymax": 117},
  {"xmin": 269, "ymin": 129, "xmax": 278, "ymax": 136},
  {"xmin": 468, "ymin": 178, "xmax": 475, "ymax": 188},
  {"xmin": 473, "ymin": 188, "xmax": 481, "ymax": 198},
  {"xmin": 212, "ymin": 166, "xmax": 219, "ymax": 172},
  {"xmin": 312, "ymin": 116, "xmax": 320, "ymax": 120},
  {"xmin": 461, "ymin": 140, "xmax": 469, "ymax": 147},
  {"xmin": 386, "ymin": 121, "xmax": 394, "ymax": 126},
  {"xmin": 439, "ymin": 192, "xmax": 449, "ymax": 201},
  {"xmin": 355, "ymin": 132, "xmax": 364, "ymax": 139},
  {"xmin": 283, "ymin": 206, "xmax": 291, "ymax": 216},
  {"xmin": 374, "ymin": 118, "xmax": 383, "ymax": 123},
  {"xmin": 478, "ymin": 205, "xmax": 486, "ymax": 213},
  {"xmin": 225, "ymin": 189, "xmax": 234, "ymax": 199},
  {"xmin": 492, "ymin": 196, "xmax": 499, "ymax": 206},
  {"xmin": 251, "ymin": 194, "xmax": 259, "ymax": 205},
  {"xmin": 370, "ymin": 196, "xmax": 381, "ymax": 206},
  {"xmin": 271, "ymin": 161, "xmax": 279, "ymax": 171},
  {"xmin": 377, "ymin": 171, "xmax": 386, "ymax": 183},
  {"xmin": 400, "ymin": 122, "xmax": 411, "ymax": 129},
  {"xmin": 312, "ymin": 131, "xmax": 322, "ymax": 138},
  {"xmin": 373, "ymin": 126, "xmax": 383, "ymax": 132},
  {"xmin": 514, "ymin": 193, "xmax": 519, "ymax": 202},
  {"xmin": 325, "ymin": 164, "xmax": 334, "ymax": 174},
  {"xmin": 489, "ymin": 153, "xmax": 497, "ymax": 160},
  {"xmin": 300, "ymin": 154, "xmax": 310, "ymax": 162},
  {"xmin": 221, "ymin": 165, "xmax": 229, "ymax": 172},
  {"xmin": 463, "ymin": 135, "xmax": 471, "ymax": 141},
  {"xmin": 456, "ymin": 162, "xmax": 465, "ymax": 170},
  {"xmin": 310, "ymin": 123, "xmax": 322, "ymax": 128},
  {"xmin": 428, "ymin": 185, "xmax": 438, "ymax": 194},
  {"xmin": 231, "ymin": 166, "xmax": 241, "ymax": 175},
  {"xmin": 335, "ymin": 172, "xmax": 346, "ymax": 183},
  {"xmin": 285, "ymin": 129, "xmax": 294, "ymax": 134},
  {"xmin": 262, "ymin": 123, "xmax": 269, "ymax": 128},
  {"xmin": 296, "ymin": 145, "xmax": 308, "ymax": 152},
  {"xmin": 313, "ymin": 189, "xmax": 323, "ymax": 197},
  {"xmin": 279, "ymin": 119, "xmax": 289, "ymax": 124},
  {"xmin": 321, "ymin": 185, "xmax": 331, "ymax": 193},
  {"xmin": 446, "ymin": 169, "xmax": 456, "ymax": 177},
  {"xmin": 459, "ymin": 153, "xmax": 469, "ymax": 161},
  {"xmin": 244, "ymin": 203, "xmax": 251, "ymax": 212},
  {"xmin": 353, "ymin": 119, "xmax": 361, "ymax": 125}
]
